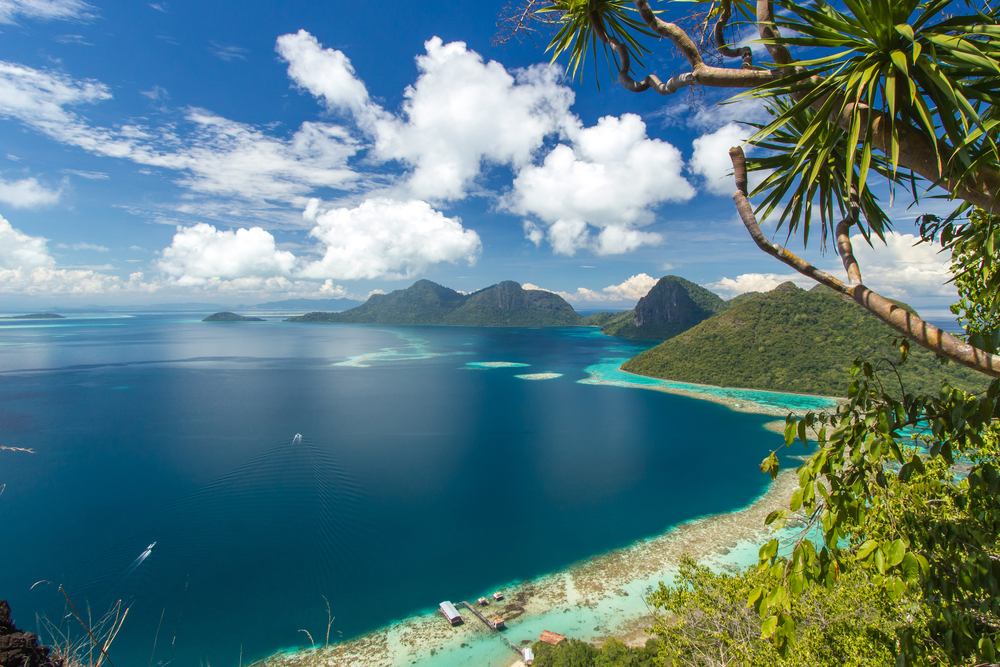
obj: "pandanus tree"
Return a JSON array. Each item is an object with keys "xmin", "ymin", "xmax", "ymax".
[{"xmin": 498, "ymin": 0, "xmax": 1000, "ymax": 662}]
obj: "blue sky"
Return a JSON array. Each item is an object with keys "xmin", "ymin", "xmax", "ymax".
[{"xmin": 0, "ymin": 0, "xmax": 957, "ymax": 312}]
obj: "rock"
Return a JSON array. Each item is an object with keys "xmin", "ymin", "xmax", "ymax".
[{"xmin": 0, "ymin": 601, "xmax": 63, "ymax": 667}]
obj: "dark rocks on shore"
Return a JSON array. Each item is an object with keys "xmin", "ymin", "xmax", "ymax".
[{"xmin": 0, "ymin": 600, "xmax": 63, "ymax": 667}]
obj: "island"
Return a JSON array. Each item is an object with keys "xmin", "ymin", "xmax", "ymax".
[
  {"xmin": 623, "ymin": 282, "xmax": 989, "ymax": 397},
  {"xmin": 202, "ymin": 312, "xmax": 265, "ymax": 322},
  {"xmin": 286, "ymin": 279, "xmax": 596, "ymax": 326},
  {"xmin": 1, "ymin": 313, "xmax": 64, "ymax": 319}
]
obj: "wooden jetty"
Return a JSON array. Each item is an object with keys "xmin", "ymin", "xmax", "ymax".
[{"xmin": 460, "ymin": 601, "xmax": 528, "ymax": 662}]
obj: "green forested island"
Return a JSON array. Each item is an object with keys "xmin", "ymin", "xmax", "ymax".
[
  {"xmin": 623, "ymin": 282, "xmax": 988, "ymax": 397},
  {"xmin": 1, "ymin": 313, "xmax": 64, "ymax": 319},
  {"xmin": 202, "ymin": 312, "xmax": 265, "ymax": 322},
  {"xmin": 286, "ymin": 279, "xmax": 592, "ymax": 326}
]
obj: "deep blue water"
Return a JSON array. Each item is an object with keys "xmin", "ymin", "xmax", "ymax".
[{"xmin": 0, "ymin": 315, "xmax": 808, "ymax": 666}]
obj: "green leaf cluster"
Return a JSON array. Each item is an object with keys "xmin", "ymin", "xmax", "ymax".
[
  {"xmin": 922, "ymin": 207, "xmax": 1000, "ymax": 354},
  {"xmin": 755, "ymin": 360, "xmax": 1000, "ymax": 664},
  {"xmin": 530, "ymin": 636, "xmax": 663, "ymax": 667},
  {"xmin": 745, "ymin": 0, "xmax": 1000, "ymax": 243},
  {"xmin": 651, "ymin": 556, "xmax": 907, "ymax": 666},
  {"xmin": 540, "ymin": 0, "xmax": 656, "ymax": 84}
]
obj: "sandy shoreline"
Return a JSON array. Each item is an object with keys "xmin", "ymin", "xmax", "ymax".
[
  {"xmin": 257, "ymin": 374, "xmax": 829, "ymax": 667},
  {"xmin": 258, "ymin": 470, "xmax": 802, "ymax": 667}
]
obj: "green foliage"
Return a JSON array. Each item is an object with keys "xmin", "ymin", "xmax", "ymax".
[
  {"xmin": 746, "ymin": 97, "xmax": 898, "ymax": 248},
  {"xmin": 648, "ymin": 556, "xmax": 907, "ymax": 666},
  {"xmin": 745, "ymin": 0, "xmax": 1000, "ymax": 243},
  {"xmin": 922, "ymin": 206, "xmax": 1000, "ymax": 354},
  {"xmin": 602, "ymin": 276, "xmax": 724, "ymax": 341},
  {"xmin": 756, "ymin": 359, "xmax": 1000, "ymax": 664},
  {"xmin": 531, "ymin": 636, "xmax": 663, "ymax": 666},
  {"xmin": 285, "ymin": 280, "xmax": 585, "ymax": 326},
  {"xmin": 580, "ymin": 311, "xmax": 629, "ymax": 327},
  {"xmin": 622, "ymin": 283, "xmax": 989, "ymax": 397},
  {"xmin": 539, "ymin": 0, "xmax": 656, "ymax": 84}
]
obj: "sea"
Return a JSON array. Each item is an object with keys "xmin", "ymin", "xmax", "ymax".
[{"xmin": 0, "ymin": 314, "xmax": 832, "ymax": 666}]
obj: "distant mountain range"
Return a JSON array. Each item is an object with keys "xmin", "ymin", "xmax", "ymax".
[
  {"xmin": 622, "ymin": 282, "xmax": 988, "ymax": 397},
  {"xmin": 286, "ymin": 280, "xmax": 597, "ymax": 326}
]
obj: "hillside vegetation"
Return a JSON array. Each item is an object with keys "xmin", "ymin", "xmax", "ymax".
[
  {"xmin": 623, "ymin": 283, "xmax": 989, "ymax": 397},
  {"xmin": 285, "ymin": 279, "xmax": 583, "ymax": 326}
]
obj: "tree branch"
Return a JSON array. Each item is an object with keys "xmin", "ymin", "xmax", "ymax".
[
  {"xmin": 730, "ymin": 146, "xmax": 1000, "ymax": 378},
  {"xmin": 715, "ymin": 0, "xmax": 753, "ymax": 68},
  {"xmin": 588, "ymin": 3, "xmax": 775, "ymax": 96}
]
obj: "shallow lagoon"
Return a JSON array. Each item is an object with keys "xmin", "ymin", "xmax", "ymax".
[{"xmin": 0, "ymin": 316, "xmax": 823, "ymax": 666}]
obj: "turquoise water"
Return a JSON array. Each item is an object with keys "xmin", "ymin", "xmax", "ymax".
[
  {"xmin": 0, "ymin": 317, "xmax": 817, "ymax": 666},
  {"xmin": 583, "ymin": 359, "xmax": 838, "ymax": 412}
]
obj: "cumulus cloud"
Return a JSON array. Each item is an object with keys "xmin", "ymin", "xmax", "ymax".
[
  {"xmin": 372, "ymin": 38, "xmax": 575, "ymax": 200},
  {"xmin": 507, "ymin": 114, "xmax": 691, "ymax": 255},
  {"xmin": 524, "ymin": 273, "xmax": 658, "ymax": 304},
  {"xmin": 706, "ymin": 272, "xmax": 814, "ymax": 298},
  {"xmin": 300, "ymin": 198, "xmax": 481, "ymax": 280},
  {"xmin": 601, "ymin": 273, "xmax": 658, "ymax": 301},
  {"xmin": 156, "ymin": 223, "xmax": 297, "ymax": 286},
  {"xmin": 276, "ymin": 30, "xmax": 375, "ymax": 119},
  {"xmin": 0, "ymin": 176, "xmax": 60, "ymax": 207},
  {"xmin": 0, "ymin": 0, "xmax": 93, "ymax": 23},
  {"xmin": 848, "ymin": 232, "xmax": 955, "ymax": 300},
  {"xmin": 0, "ymin": 214, "xmax": 143, "ymax": 294}
]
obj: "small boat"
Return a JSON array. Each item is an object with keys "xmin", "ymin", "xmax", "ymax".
[
  {"xmin": 492, "ymin": 591, "xmax": 504, "ymax": 601},
  {"xmin": 293, "ymin": 433, "xmax": 302, "ymax": 444}
]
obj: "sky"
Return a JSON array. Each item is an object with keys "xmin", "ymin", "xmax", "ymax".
[{"xmin": 0, "ymin": 0, "xmax": 959, "ymax": 313}]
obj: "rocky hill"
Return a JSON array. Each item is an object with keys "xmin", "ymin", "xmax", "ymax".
[
  {"xmin": 285, "ymin": 280, "xmax": 583, "ymax": 326},
  {"xmin": 601, "ymin": 276, "xmax": 725, "ymax": 340}
]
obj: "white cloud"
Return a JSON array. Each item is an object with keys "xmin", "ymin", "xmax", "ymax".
[
  {"xmin": 0, "ymin": 0, "xmax": 92, "ymax": 24},
  {"xmin": 300, "ymin": 198, "xmax": 482, "ymax": 280},
  {"xmin": 0, "ymin": 176, "xmax": 60, "ymax": 207},
  {"xmin": 0, "ymin": 214, "xmax": 53, "ymax": 269},
  {"xmin": 0, "ymin": 62, "xmax": 360, "ymax": 210},
  {"xmin": 276, "ymin": 30, "xmax": 375, "ymax": 119},
  {"xmin": 507, "ymin": 114, "xmax": 690, "ymax": 255},
  {"xmin": 71, "ymin": 242, "xmax": 107, "ymax": 251},
  {"xmin": 156, "ymin": 223, "xmax": 297, "ymax": 286},
  {"xmin": 706, "ymin": 272, "xmax": 814, "ymax": 298},
  {"xmin": 524, "ymin": 273, "xmax": 657, "ymax": 304},
  {"xmin": 210, "ymin": 42, "xmax": 248, "ymax": 62},
  {"xmin": 523, "ymin": 220, "xmax": 544, "ymax": 246},
  {"xmin": 0, "ymin": 214, "xmax": 143, "ymax": 294},
  {"xmin": 689, "ymin": 120, "xmax": 772, "ymax": 196},
  {"xmin": 848, "ymin": 231, "xmax": 955, "ymax": 300},
  {"xmin": 601, "ymin": 273, "xmax": 657, "ymax": 301},
  {"xmin": 372, "ymin": 37, "xmax": 575, "ymax": 200}
]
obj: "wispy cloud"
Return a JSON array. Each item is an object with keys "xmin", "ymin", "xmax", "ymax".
[
  {"xmin": 0, "ymin": 0, "xmax": 94, "ymax": 24},
  {"xmin": 210, "ymin": 42, "xmax": 249, "ymax": 62}
]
